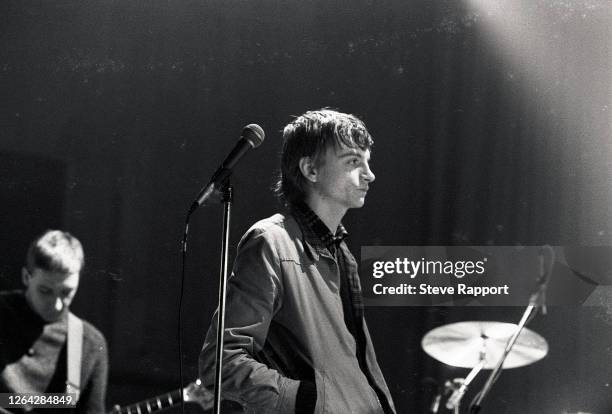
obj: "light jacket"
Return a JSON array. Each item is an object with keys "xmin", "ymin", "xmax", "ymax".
[{"xmin": 199, "ymin": 213, "xmax": 396, "ymax": 414}]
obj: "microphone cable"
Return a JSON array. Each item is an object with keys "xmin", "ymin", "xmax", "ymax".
[{"xmin": 178, "ymin": 209, "xmax": 194, "ymax": 414}]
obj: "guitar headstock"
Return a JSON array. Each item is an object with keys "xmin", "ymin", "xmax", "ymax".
[
  {"xmin": 183, "ymin": 379, "xmax": 214, "ymax": 412},
  {"xmin": 109, "ymin": 379, "xmax": 216, "ymax": 414}
]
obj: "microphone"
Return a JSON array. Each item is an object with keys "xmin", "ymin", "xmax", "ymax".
[{"xmin": 190, "ymin": 124, "xmax": 265, "ymax": 213}]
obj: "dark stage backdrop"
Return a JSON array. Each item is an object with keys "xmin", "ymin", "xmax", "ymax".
[{"xmin": 1, "ymin": 1, "xmax": 611, "ymax": 412}]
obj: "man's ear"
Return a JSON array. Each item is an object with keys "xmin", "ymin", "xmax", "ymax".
[
  {"xmin": 298, "ymin": 156, "xmax": 318, "ymax": 183},
  {"xmin": 22, "ymin": 267, "xmax": 31, "ymax": 287}
]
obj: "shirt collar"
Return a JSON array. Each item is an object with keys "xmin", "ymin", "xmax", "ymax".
[{"xmin": 290, "ymin": 201, "xmax": 348, "ymax": 253}]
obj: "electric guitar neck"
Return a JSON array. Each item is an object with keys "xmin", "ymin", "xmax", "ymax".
[{"xmin": 109, "ymin": 380, "xmax": 213, "ymax": 414}]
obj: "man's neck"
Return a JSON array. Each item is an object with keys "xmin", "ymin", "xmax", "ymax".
[{"xmin": 303, "ymin": 196, "xmax": 347, "ymax": 234}]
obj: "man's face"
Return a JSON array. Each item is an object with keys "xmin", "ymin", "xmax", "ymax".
[
  {"xmin": 22, "ymin": 267, "xmax": 80, "ymax": 322},
  {"xmin": 311, "ymin": 144, "xmax": 375, "ymax": 211}
]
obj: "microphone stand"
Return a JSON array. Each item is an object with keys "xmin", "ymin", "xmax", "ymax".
[
  {"xmin": 469, "ymin": 246, "xmax": 554, "ymax": 413},
  {"xmin": 213, "ymin": 183, "xmax": 233, "ymax": 414}
]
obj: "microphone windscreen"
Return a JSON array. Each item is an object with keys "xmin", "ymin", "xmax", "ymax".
[{"xmin": 242, "ymin": 124, "xmax": 265, "ymax": 148}]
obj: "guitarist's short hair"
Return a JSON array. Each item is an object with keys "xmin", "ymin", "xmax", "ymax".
[{"xmin": 25, "ymin": 230, "xmax": 84, "ymax": 275}]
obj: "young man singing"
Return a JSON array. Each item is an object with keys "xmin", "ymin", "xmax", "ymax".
[{"xmin": 200, "ymin": 109, "xmax": 395, "ymax": 413}]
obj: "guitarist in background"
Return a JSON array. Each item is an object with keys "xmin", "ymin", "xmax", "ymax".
[{"xmin": 0, "ymin": 230, "xmax": 108, "ymax": 413}]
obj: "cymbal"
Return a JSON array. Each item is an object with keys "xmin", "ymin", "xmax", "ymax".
[{"xmin": 422, "ymin": 321, "xmax": 548, "ymax": 369}]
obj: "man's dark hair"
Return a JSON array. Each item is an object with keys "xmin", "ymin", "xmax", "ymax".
[{"xmin": 274, "ymin": 109, "xmax": 374, "ymax": 206}]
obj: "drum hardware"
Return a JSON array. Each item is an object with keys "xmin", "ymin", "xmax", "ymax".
[
  {"xmin": 422, "ymin": 321, "xmax": 549, "ymax": 412},
  {"xmin": 469, "ymin": 246, "xmax": 555, "ymax": 413},
  {"xmin": 422, "ymin": 321, "xmax": 548, "ymax": 370},
  {"xmin": 421, "ymin": 246, "xmax": 555, "ymax": 412}
]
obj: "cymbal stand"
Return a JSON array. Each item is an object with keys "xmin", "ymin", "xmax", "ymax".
[
  {"xmin": 469, "ymin": 246, "xmax": 554, "ymax": 413},
  {"xmin": 468, "ymin": 304, "xmax": 536, "ymax": 413}
]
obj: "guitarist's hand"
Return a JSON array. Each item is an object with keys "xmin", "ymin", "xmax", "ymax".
[{"xmin": 184, "ymin": 379, "xmax": 214, "ymax": 411}]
